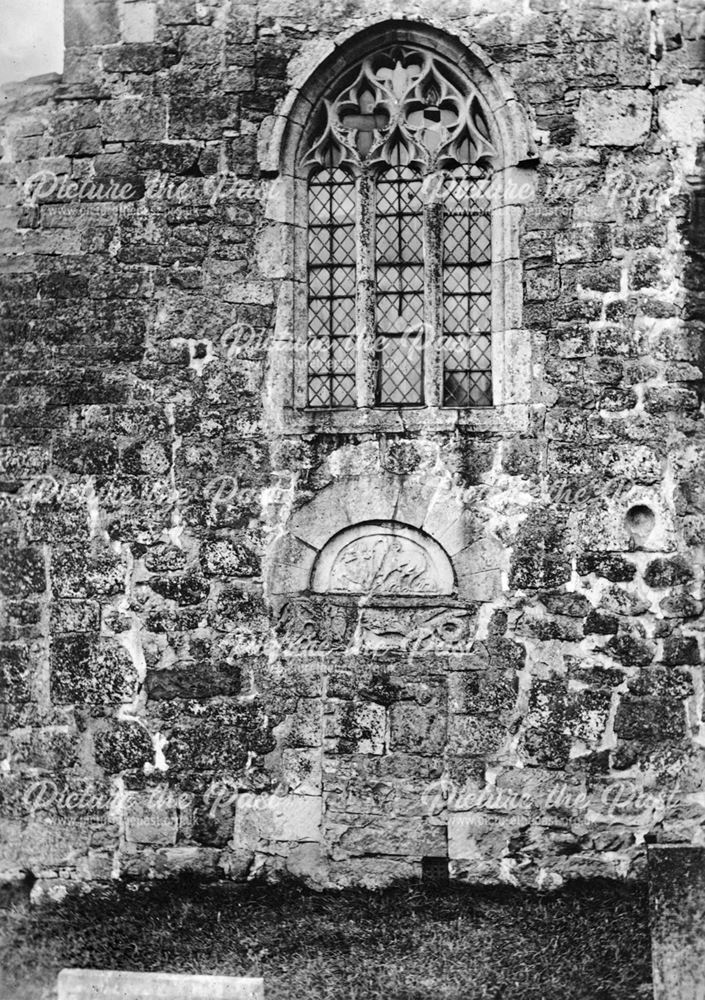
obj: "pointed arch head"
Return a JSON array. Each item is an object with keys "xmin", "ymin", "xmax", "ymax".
[{"xmin": 265, "ymin": 19, "xmax": 538, "ymax": 179}]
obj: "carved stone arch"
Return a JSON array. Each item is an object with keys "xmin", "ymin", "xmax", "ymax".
[
  {"xmin": 264, "ymin": 472, "xmax": 488, "ymax": 606},
  {"xmin": 259, "ymin": 17, "xmax": 538, "ymax": 432},
  {"xmin": 311, "ymin": 521, "xmax": 456, "ymax": 596}
]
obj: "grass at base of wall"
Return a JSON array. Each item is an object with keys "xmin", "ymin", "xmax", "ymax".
[{"xmin": 1, "ymin": 877, "xmax": 652, "ymax": 1000}]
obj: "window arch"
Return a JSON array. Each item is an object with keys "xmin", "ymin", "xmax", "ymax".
[
  {"xmin": 262, "ymin": 20, "xmax": 537, "ymax": 430},
  {"xmin": 303, "ymin": 46, "xmax": 496, "ymax": 409}
]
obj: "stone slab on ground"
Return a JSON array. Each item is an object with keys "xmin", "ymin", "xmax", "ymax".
[
  {"xmin": 57, "ymin": 969, "xmax": 264, "ymax": 1000},
  {"xmin": 648, "ymin": 845, "xmax": 705, "ymax": 1000}
]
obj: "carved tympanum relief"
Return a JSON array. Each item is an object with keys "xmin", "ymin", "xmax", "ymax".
[
  {"xmin": 311, "ymin": 522, "xmax": 455, "ymax": 596},
  {"xmin": 330, "ymin": 535, "xmax": 434, "ymax": 594}
]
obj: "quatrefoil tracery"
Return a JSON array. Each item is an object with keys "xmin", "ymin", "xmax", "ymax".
[{"xmin": 304, "ymin": 47, "xmax": 497, "ymax": 175}]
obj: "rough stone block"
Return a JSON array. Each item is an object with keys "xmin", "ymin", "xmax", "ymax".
[
  {"xmin": 455, "ymin": 535, "xmax": 507, "ymax": 580},
  {"xmin": 102, "ymin": 99, "xmax": 166, "ymax": 142},
  {"xmin": 342, "ymin": 476, "xmax": 402, "ymax": 528},
  {"xmin": 648, "ymin": 845, "xmax": 705, "ymax": 1000},
  {"xmin": 337, "ymin": 816, "xmax": 446, "ymax": 858},
  {"xmin": 234, "ymin": 793, "xmax": 321, "ymax": 847},
  {"xmin": 429, "ymin": 509, "xmax": 481, "ymax": 559},
  {"xmin": 169, "ymin": 96, "xmax": 240, "ymax": 140},
  {"xmin": 577, "ymin": 89, "xmax": 652, "ymax": 146},
  {"xmin": 389, "ymin": 702, "xmax": 446, "ymax": 754},
  {"xmin": 326, "ymin": 700, "xmax": 386, "ymax": 755},
  {"xmin": 524, "ymin": 265, "xmax": 560, "ymax": 300},
  {"xmin": 448, "ymin": 670, "xmax": 517, "ymax": 718},
  {"xmin": 659, "ymin": 85, "xmax": 705, "ymax": 166},
  {"xmin": 281, "ymin": 748, "xmax": 322, "ymax": 795},
  {"xmin": 146, "ymin": 660, "xmax": 243, "ymax": 701},
  {"xmin": 123, "ymin": 790, "xmax": 178, "ymax": 846},
  {"xmin": 200, "ymin": 539, "xmax": 260, "ymax": 577},
  {"xmin": 51, "ymin": 637, "xmax": 137, "ymax": 707},
  {"xmin": 555, "ymin": 223, "xmax": 612, "ymax": 263},
  {"xmin": 65, "ymin": 0, "xmax": 119, "ymax": 47},
  {"xmin": 644, "ymin": 556, "xmax": 694, "ymax": 589},
  {"xmin": 455, "ymin": 568, "xmax": 502, "ymax": 602},
  {"xmin": 448, "ymin": 715, "xmax": 507, "ymax": 758},
  {"xmin": 448, "ymin": 812, "xmax": 514, "ymax": 861},
  {"xmin": 52, "ymin": 551, "xmax": 124, "ymax": 599},
  {"xmin": 662, "ymin": 636, "xmax": 701, "ymax": 666},
  {"xmin": 0, "ymin": 819, "xmax": 94, "ymax": 870},
  {"xmin": 102, "ymin": 43, "xmax": 171, "ymax": 74},
  {"xmin": 165, "ymin": 702, "xmax": 274, "ymax": 775},
  {"xmin": 94, "ymin": 721, "xmax": 153, "ymax": 773},
  {"xmin": 614, "ymin": 696, "xmax": 685, "ymax": 741},
  {"xmin": 287, "ymin": 487, "xmax": 352, "ymax": 549},
  {"xmin": 121, "ymin": 1, "xmax": 157, "ymax": 43},
  {"xmin": 0, "ymin": 547, "xmax": 45, "ymax": 598}
]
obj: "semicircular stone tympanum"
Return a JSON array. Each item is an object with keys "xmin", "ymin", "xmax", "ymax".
[{"xmin": 311, "ymin": 521, "xmax": 455, "ymax": 596}]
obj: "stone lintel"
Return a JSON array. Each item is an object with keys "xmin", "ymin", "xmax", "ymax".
[{"xmin": 57, "ymin": 969, "xmax": 264, "ymax": 1000}]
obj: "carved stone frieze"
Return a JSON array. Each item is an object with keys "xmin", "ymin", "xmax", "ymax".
[
  {"xmin": 276, "ymin": 598, "xmax": 476, "ymax": 657},
  {"xmin": 360, "ymin": 606, "xmax": 476, "ymax": 654}
]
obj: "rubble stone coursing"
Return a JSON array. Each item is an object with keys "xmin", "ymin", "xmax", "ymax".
[{"xmin": 1, "ymin": 0, "xmax": 705, "ymax": 896}]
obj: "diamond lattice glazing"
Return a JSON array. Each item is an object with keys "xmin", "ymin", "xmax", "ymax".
[
  {"xmin": 375, "ymin": 165, "xmax": 425, "ymax": 405},
  {"xmin": 442, "ymin": 165, "xmax": 493, "ymax": 407},
  {"xmin": 307, "ymin": 167, "xmax": 357, "ymax": 407}
]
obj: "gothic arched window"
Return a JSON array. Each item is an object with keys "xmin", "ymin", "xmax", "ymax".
[{"xmin": 302, "ymin": 46, "xmax": 497, "ymax": 409}]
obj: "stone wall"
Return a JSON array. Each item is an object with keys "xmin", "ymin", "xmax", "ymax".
[{"xmin": 1, "ymin": 0, "xmax": 705, "ymax": 896}]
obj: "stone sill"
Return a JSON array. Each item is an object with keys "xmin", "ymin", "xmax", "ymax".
[{"xmin": 282, "ymin": 404, "xmax": 530, "ymax": 435}]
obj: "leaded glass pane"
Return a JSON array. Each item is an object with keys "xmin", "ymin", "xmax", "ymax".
[
  {"xmin": 331, "ymin": 374, "xmax": 356, "ymax": 406},
  {"xmin": 442, "ymin": 165, "xmax": 493, "ymax": 407},
  {"xmin": 307, "ymin": 167, "xmax": 357, "ymax": 407},
  {"xmin": 375, "ymin": 165, "xmax": 425, "ymax": 406},
  {"xmin": 376, "ymin": 335, "xmax": 424, "ymax": 406}
]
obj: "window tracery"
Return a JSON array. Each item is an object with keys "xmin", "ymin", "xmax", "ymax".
[{"xmin": 303, "ymin": 46, "xmax": 496, "ymax": 409}]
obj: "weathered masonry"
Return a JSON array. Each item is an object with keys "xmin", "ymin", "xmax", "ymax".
[{"xmin": 0, "ymin": 0, "xmax": 704, "ymax": 896}]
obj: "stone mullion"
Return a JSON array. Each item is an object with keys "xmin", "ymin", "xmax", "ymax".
[
  {"xmin": 423, "ymin": 194, "xmax": 444, "ymax": 408},
  {"xmin": 355, "ymin": 169, "xmax": 377, "ymax": 408}
]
